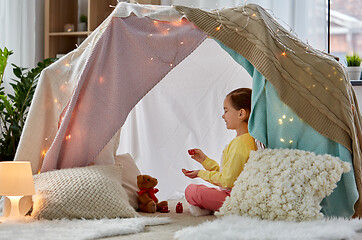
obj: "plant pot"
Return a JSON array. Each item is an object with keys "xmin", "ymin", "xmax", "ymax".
[
  {"xmin": 346, "ymin": 66, "xmax": 362, "ymax": 80},
  {"xmin": 78, "ymin": 22, "xmax": 87, "ymax": 32}
]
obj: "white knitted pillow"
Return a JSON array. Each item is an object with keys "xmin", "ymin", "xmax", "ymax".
[
  {"xmin": 217, "ymin": 149, "xmax": 351, "ymax": 221},
  {"xmin": 32, "ymin": 165, "xmax": 138, "ymax": 220}
]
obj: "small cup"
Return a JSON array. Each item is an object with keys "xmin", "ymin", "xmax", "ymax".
[
  {"xmin": 188, "ymin": 149, "xmax": 195, "ymax": 155},
  {"xmin": 160, "ymin": 206, "xmax": 170, "ymax": 213}
]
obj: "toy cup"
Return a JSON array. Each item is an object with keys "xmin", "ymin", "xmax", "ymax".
[
  {"xmin": 176, "ymin": 202, "xmax": 183, "ymax": 213},
  {"xmin": 188, "ymin": 149, "xmax": 196, "ymax": 155},
  {"xmin": 160, "ymin": 205, "xmax": 170, "ymax": 213}
]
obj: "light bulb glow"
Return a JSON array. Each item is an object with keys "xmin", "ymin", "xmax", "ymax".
[
  {"xmin": 216, "ymin": 26, "xmax": 221, "ymax": 31},
  {"xmin": 65, "ymin": 135, "xmax": 71, "ymax": 140},
  {"xmin": 280, "ymin": 138, "xmax": 285, "ymax": 143},
  {"xmin": 282, "ymin": 115, "xmax": 286, "ymax": 119},
  {"xmin": 278, "ymin": 119, "xmax": 283, "ymax": 125}
]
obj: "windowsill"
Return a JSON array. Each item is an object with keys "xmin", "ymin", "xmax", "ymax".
[{"xmin": 351, "ymin": 80, "xmax": 362, "ymax": 86}]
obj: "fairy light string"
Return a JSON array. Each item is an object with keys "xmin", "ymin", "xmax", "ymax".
[
  {"xmin": 39, "ymin": 2, "xmax": 352, "ymax": 168},
  {"xmin": 212, "ymin": 3, "xmax": 349, "ymax": 111},
  {"xmin": 207, "ymin": 2, "xmax": 351, "ymax": 148}
]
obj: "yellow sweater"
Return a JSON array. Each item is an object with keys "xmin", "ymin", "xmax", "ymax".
[{"xmin": 197, "ymin": 133, "xmax": 257, "ymax": 189}]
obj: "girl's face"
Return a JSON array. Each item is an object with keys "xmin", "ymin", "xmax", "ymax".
[{"xmin": 222, "ymin": 96, "xmax": 243, "ymax": 130}]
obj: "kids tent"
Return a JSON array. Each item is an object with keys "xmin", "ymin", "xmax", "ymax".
[{"xmin": 14, "ymin": 3, "xmax": 362, "ymax": 218}]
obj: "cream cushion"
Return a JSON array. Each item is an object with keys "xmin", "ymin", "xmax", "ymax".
[
  {"xmin": 217, "ymin": 149, "xmax": 351, "ymax": 221},
  {"xmin": 115, "ymin": 154, "xmax": 141, "ymax": 209},
  {"xmin": 32, "ymin": 165, "xmax": 138, "ymax": 220}
]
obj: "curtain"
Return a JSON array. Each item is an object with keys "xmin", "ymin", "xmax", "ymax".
[{"xmin": 0, "ymin": 0, "xmax": 44, "ymax": 93}]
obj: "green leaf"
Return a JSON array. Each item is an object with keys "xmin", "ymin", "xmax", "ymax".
[
  {"xmin": 0, "ymin": 95, "xmax": 14, "ymax": 115},
  {"xmin": 0, "ymin": 51, "xmax": 56, "ymax": 160}
]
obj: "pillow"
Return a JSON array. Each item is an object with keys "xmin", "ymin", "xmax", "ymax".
[
  {"xmin": 114, "ymin": 153, "xmax": 141, "ymax": 209},
  {"xmin": 93, "ymin": 129, "xmax": 121, "ymax": 165},
  {"xmin": 217, "ymin": 149, "xmax": 351, "ymax": 221},
  {"xmin": 32, "ymin": 165, "xmax": 138, "ymax": 220}
]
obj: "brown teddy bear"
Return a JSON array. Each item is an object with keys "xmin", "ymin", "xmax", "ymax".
[{"xmin": 137, "ymin": 175, "xmax": 168, "ymax": 213}]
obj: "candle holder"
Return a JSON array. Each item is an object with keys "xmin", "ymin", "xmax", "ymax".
[{"xmin": 64, "ymin": 24, "xmax": 74, "ymax": 32}]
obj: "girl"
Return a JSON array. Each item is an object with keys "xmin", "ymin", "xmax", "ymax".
[{"xmin": 182, "ymin": 88, "xmax": 257, "ymax": 216}]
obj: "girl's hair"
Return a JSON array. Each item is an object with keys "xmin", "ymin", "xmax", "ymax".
[{"xmin": 227, "ymin": 88, "xmax": 252, "ymax": 121}]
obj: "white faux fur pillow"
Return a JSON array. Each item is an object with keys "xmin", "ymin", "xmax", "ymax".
[
  {"xmin": 217, "ymin": 149, "xmax": 351, "ymax": 221},
  {"xmin": 32, "ymin": 165, "xmax": 138, "ymax": 220}
]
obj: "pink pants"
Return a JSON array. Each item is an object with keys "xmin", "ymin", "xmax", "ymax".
[{"xmin": 185, "ymin": 184, "xmax": 231, "ymax": 212}]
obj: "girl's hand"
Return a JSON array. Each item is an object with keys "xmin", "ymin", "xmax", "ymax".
[
  {"xmin": 182, "ymin": 168, "xmax": 200, "ymax": 179},
  {"xmin": 190, "ymin": 148, "xmax": 207, "ymax": 164}
]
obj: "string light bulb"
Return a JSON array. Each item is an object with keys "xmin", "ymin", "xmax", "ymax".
[{"xmin": 215, "ymin": 26, "xmax": 221, "ymax": 31}]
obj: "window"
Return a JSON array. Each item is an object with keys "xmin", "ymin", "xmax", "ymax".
[{"xmin": 330, "ymin": 0, "xmax": 362, "ymax": 66}]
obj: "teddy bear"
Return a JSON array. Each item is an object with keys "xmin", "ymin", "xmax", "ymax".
[{"xmin": 136, "ymin": 174, "xmax": 168, "ymax": 213}]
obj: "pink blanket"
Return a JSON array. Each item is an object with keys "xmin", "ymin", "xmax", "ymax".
[{"xmin": 41, "ymin": 15, "xmax": 207, "ymax": 172}]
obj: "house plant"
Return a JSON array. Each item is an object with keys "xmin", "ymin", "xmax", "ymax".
[
  {"xmin": 0, "ymin": 48, "xmax": 56, "ymax": 161},
  {"xmin": 346, "ymin": 53, "xmax": 361, "ymax": 80},
  {"xmin": 78, "ymin": 14, "xmax": 88, "ymax": 32}
]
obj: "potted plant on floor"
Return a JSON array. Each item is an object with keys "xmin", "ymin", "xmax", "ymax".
[
  {"xmin": 0, "ymin": 48, "xmax": 56, "ymax": 161},
  {"xmin": 346, "ymin": 53, "xmax": 361, "ymax": 80}
]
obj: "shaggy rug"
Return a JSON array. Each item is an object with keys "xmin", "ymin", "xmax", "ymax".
[
  {"xmin": 0, "ymin": 216, "xmax": 171, "ymax": 240},
  {"xmin": 174, "ymin": 215, "xmax": 362, "ymax": 240}
]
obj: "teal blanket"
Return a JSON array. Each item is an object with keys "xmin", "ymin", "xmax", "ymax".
[{"xmin": 218, "ymin": 41, "xmax": 358, "ymax": 217}]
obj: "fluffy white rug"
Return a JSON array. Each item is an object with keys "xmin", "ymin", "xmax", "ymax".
[
  {"xmin": 174, "ymin": 215, "xmax": 362, "ymax": 240},
  {"xmin": 0, "ymin": 216, "xmax": 170, "ymax": 240}
]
